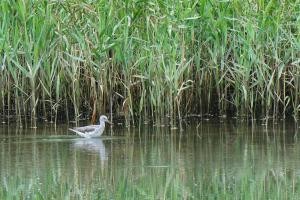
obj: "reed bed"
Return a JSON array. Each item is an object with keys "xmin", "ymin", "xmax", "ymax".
[{"xmin": 0, "ymin": 0, "xmax": 299, "ymax": 126}]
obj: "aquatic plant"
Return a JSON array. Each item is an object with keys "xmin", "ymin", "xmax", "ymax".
[{"xmin": 0, "ymin": 0, "xmax": 299, "ymax": 126}]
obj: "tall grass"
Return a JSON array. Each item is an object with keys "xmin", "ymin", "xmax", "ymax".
[{"xmin": 0, "ymin": 0, "xmax": 299, "ymax": 126}]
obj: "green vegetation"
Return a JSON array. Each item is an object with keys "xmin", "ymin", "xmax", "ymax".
[
  {"xmin": 2, "ymin": 167, "xmax": 300, "ymax": 200},
  {"xmin": 0, "ymin": 0, "xmax": 299, "ymax": 126}
]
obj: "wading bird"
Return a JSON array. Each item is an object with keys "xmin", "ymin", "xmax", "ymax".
[{"xmin": 69, "ymin": 115, "xmax": 111, "ymax": 138}]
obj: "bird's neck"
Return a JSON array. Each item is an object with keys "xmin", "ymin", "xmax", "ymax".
[{"xmin": 99, "ymin": 120, "xmax": 105, "ymax": 127}]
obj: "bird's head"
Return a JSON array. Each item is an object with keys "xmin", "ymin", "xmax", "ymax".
[{"xmin": 99, "ymin": 115, "xmax": 111, "ymax": 124}]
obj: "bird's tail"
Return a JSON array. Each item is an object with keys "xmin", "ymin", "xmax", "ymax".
[{"xmin": 69, "ymin": 128, "xmax": 91, "ymax": 138}]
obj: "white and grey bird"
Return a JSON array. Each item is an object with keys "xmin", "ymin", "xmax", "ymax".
[{"xmin": 69, "ymin": 115, "xmax": 111, "ymax": 138}]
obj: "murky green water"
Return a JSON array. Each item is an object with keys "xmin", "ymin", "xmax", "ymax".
[{"xmin": 1, "ymin": 121, "xmax": 300, "ymax": 199}]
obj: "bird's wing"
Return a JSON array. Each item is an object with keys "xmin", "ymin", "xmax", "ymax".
[
  {"xmin": 69, "ymin": 128, "xmax": 91, "ymax": 138},
  {"xmin": 72, "ymin": 125, "xmax": 100, "ymax": 133}
]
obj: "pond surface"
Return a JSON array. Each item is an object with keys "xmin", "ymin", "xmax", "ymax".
[{"xmin": 1, "ymin": 120, "xmax": 300, "ymax": 199}]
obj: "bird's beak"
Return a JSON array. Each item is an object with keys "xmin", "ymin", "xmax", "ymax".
[{"xmin": 106, "ymin": 120, "xmax": 112, "ymax": 125}]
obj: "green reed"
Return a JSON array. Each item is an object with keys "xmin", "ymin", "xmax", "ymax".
[{"xmin": 0, "ymin": 0, "xmax": 299, "ymax": 126}]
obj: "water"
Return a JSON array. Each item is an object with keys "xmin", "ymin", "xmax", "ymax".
[{"xmin": 1, "ymin": 120, "xmax": 300, "ymax": 199}]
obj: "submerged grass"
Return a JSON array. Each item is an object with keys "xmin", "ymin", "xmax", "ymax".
[
  {"xmin": 0, "ymin": 0, "xmax": 299, "ymax": 126},
  {"xmin": 1, "ymin": 163, "xmax": 300, "ymax": 199}
]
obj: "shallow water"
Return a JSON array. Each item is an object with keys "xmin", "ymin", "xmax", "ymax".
[{"xmin": 1, "ymin": 120, "xmax": 300, "ymax": 199}]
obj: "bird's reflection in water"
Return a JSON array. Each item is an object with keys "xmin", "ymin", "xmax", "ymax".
[{"xmin": 73, "ymin": 138, "xmax": 108, "ymax": 162}]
